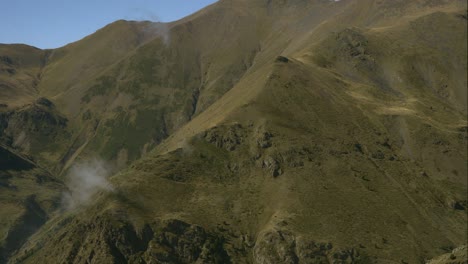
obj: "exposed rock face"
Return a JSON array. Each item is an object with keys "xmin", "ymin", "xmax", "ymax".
[
  {"xmin": 34, "ymin": 98, "xmax": 54, "ymax": 108},
  {"xmin": 261, "ymin": 155, "xmax": 283, "ymax": 177},
  {"xmin": 0, "ymin": 100, "xmax": 68, "ymax": 169},
  {"xmin": 204, "ymin": 124, "xmax": 245, "ymax": 151},
  {"xmin": 254, "ymin": 229, "xmax": 299, "ymax": 264},
  {"xmin": 275, "ymin": 56, "xmax": 290, "ymax": 63},
  {"xmin": 11, "ymin": 217, "xmax": 231, "ymax": 264},
  {"xmin": 256, "ymin": 130, "xmax": 273, "ymax": 149},
  {"xmin": 427, "ymin": 245, "xmax": 468, "ymax": 264},
  {"xmin": 146, "ymin": 219, "xmax": 231, "ymax": 264},
  {"xmin": 254, "ymin": 228, "xmax": 369, "ymax": 264}
]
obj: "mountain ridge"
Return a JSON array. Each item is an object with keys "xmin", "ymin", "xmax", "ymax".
[{"xmin": 0, "ymin": 0, "xmax": 466, "ymax": 263}]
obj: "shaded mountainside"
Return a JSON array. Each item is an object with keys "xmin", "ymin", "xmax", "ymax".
[
  {"xmin": 0, "ymin": 145, "xmax": 64, "ymax": 263},
  {"xmin": 0, "ymin": 98, "xmax": 69, "ymax": 171},
  {"xmin": 1, "ymin": 0, "xmax": 467, "ymax": 263}
]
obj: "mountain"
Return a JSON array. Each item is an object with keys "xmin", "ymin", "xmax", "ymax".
[
  {"xmin": 0, "ymin": 0, "xmax": 467, "ymax": 263},
  {"xmin": 0, "ymin": 145, "xmax": 64, "ymax": 263}
]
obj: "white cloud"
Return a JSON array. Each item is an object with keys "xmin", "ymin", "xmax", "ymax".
[{"xmin": 62, "ymin": 159, "xmax": 113, "ymax": 210}]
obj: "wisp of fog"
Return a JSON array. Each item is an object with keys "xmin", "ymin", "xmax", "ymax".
[{"xmin": 62, "ymin": 159, "xmax": 113, "ymax": 210}]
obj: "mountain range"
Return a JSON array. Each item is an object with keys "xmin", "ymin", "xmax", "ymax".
[{"xmin": 0, "ymin": 0, "xmax": 467, "ymax": 263}]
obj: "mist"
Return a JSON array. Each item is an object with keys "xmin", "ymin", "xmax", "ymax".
[
  {"xmin": 147, "ymin": 22, "xmax": 170, "ymax": 46},
  {"xmin": 127, "ymin": 7, "xmax": 171, "ymax": 45},
  {"xmin": 62, "ymin": 159, "xmax": 114, "ymax": 210}
]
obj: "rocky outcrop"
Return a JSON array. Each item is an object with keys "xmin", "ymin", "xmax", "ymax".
[
  {"xmin": 145, "ymin": 219, "xmax": 230, "ymax": 263},
  {"xmin": 256, "ymin": 131, "xmax": 273, "ymax": 149},
  {"xmin": 254, "ymin": 228, "xmax": 370, "ymax": 264},
  {"xmin": 254, "ymin": 229, "xmax": 300, "ymax": 264},
  {"xmin": 261, "ymin": 155, "xmax": 283, "ymax": 177},
  {"xmin": 426, "ymin": 245, "xmax": 467, "ymax": 264},
  {"xmin": 0, "ymin": 99, "xmax": 68, "ymax": 168},
  {"xmin": 4, "ymin": 100, "xmax": 67, "ymax": 137},
  {"xmin": 203, "ymin": 124, "xmax": 245, "ymax": 151},
  {"xmin": 275, "ymin": 56, "xmax": 290, "ymax": 63},
  {"xmin": 12, "ymin": 217, "xmax": 231, "ymax": 264}
]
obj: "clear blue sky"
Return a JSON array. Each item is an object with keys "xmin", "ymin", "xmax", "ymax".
[{"xmin": 0, "ymin": 0, "xmax": 218, "ymax": 49}]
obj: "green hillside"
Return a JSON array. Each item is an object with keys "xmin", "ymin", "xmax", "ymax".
[{"xmin": 0, "ymin": 0, "xmax": 466, "ymax": 263}]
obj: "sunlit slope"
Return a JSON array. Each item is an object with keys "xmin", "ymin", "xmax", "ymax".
[
  {"xmin": 0, "ymin": 9, "xmax": 262, "ymax": 172},
  {"xmin": 9, "ymin": 1, "xmax": 467, "ymax": 263},
  {"xmin": 0, "ymin": 44, "xmax": 46, "ymax": 107}
]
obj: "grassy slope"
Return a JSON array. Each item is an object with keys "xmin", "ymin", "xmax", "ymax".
[
  {"xmin": 0, "ymin": 6, "xmax": 264, "ymax": 173},
  {"xmin": 2, "ymin": 0, "xmax": 467, "ymax": 263},
  {"xmin": 0, "ymin": 146, "xmax": 64, "ymax": 263},
  {"xmin": 0, "ymin": 44, "xmax": 46, "ymax": 107}
]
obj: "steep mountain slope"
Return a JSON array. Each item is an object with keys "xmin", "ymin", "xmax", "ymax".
[
  {"xmin": 1, "ymin": 0, "xmax": 467, "ymax": 263},
  {"xmin": 0, "ymin": 98, "xmax": 69, "ymax": 170},
  {"xmin": 0, "ymin": 45, "xmax": 46, "ymax": 107},
  {"xmin": 1, "ymin": 1, "xmax": 265, "ymax": 173},
  {"xmin": 0, "ymin": 145, "xmax": 64, "ymax": 263}
]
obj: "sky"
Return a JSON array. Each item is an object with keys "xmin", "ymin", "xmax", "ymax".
[{"xmin": 0, "ymin": 0, "xmax": 218, "ymax": 49}]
